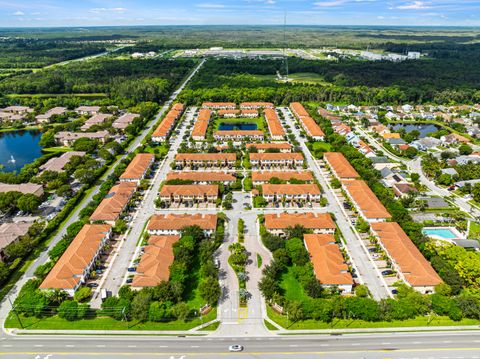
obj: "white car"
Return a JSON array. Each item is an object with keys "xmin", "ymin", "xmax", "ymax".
[{"xmin": 228, "ymin": 345, "xmax": 244, "ymax": 352}]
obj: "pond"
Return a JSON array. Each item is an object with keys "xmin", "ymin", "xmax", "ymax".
[
  {"xmin": 218, "ymin": 122, "xmax": 258, "ymax": 131},
  {"xmin": 390, "ymin": 124, "xmax": 440, "ymax": 138},
  {"xmin": 0, "ymin": 130, "xmax": 43, "ymax": 172}
]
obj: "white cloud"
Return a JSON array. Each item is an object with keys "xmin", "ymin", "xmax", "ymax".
[
  {"xmin": 89, "ymin": 7, "xmax": 127, "ymax": 14},
  {"xmin": 314, "ymin": 0, "xmax": 347, "ymax": 7},
  {"xmin": 396, "ymin": 1, "xmax": 430, "ymax": 10},
  {"xmin": 196, "ymin": 3, "xmax": 226, "ymax": 8},
  {"xmin": 13, "ymin": 10, "xmax": 24, "ymax": 16},
  {"xmin": 265, "ymin": 0, "xmax": 276, "ymax": 4}
]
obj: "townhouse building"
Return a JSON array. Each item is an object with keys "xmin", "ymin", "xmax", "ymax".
[
  {"xmin": 147, "ymin": 213, "xmax": 217, "ymax": 237},
  {"xmin": 89, "ymin": 182, "xmax": 137, "ymax": 225},
  {"xmin": 250, "ymin": 152, "xmax": 304, "ymax": 169},
  {"xmin": 54, "ymin": 131, "xmax": 109, "ymax": 147},
  {"xmin": 166, "ymin": 171, "xmax": 236, "ymax": 184},
  {"xmin": 251, "ymin": 171, "xmax": 313, "ymax": 185},
  {"xmin": 246, "ymin": 142, "xmax": 292, "ymax": 153},
  {"xmin": 323, "ymin": 152, "xmax": 360, "ymax": 180},
  {"xmin": 119, "ymin": 153, "xmax": 155, "ymax": 184},
  {"xmin": 264, "ymin": 108, "xmax": 285, "ymax": 140},
  {"xmin": 213, "ymin": 130, "xmax": 264, "ymax": 141},
  {"xmin": 264, "ymin": 212, "xmax": 336, "ymax": 236},
  {"xmin": 175, "ymin": 153, "xmax": 236, "ymax": 169},
  {"xmin": 192, "ymin": 109, "xmax": 212, "ymax": 141},
  {"xmin": 159, "ymin": 185, "xmax": 218, "ymax": 204},
  {"xmin": 262, "ymin": 184, "xmax": 321, "ymax": 203}
]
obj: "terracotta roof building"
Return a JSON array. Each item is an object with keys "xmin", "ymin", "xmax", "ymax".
[
  {"xmin": 175, "ymin": 153, "xmax": 236, "ymax": 168},
  {"xmin": 90, "ymin": 182, "xmax": 137, "ymax": 224},
  {"xmin": 289, "ymin": 103, "xmax": 325, "ymax": 140},
  {"xmin": 120, "ymin": 153, "xmax": 155, "ymax": 183},
  {"xmin": 264, "ymin": 108, "xmax": 285, "ymax": 140},
  {"xmin": 264, "ymin": 213, "xmax": 336, "ymax": 236},
  {"xmin": 213, "ymin": 130, "xmax": 264, "ymax": 141},
  {"xmin": 159, "ymin": 185, "xmax": 218, "ymax": 203},
  {"xmin": 131, "ymin": 235, "xmax": 180, "ymax": 288},
  {"xmin": 192, "ymin": 109, "xmax": 212, "ymax": 141},
  {"xmin": 250, "ymin": 152, "xmax": 304, "ymax": 169},
  {"xmin": 202, "ymin": 102, "xmax": 236, "ymax": 110},
  {"xmin": 324, "ymin": 152, "xmax": 360, "ymax": 180},
  {"xmin": 371, "ymin": 222, "xmax": 442, "ymax": 293},
  {"xmin": 341, "ymin": 180, "xmax": 391, "ymax": 222},
  {"xmin": 304, "ymin": 234, "xmax": 353, "ymax": 293},
  {"xmin": 152, "ymin": 104, "xmax": 184, "ymax": 142},
  {"xmin": 40, "ymin": 224, "xmax": 112, "ymax": 296},
  {"xmin": 240, "ymin": 102, "xmax": 274, "ymax": 109},
  {"xmin": 262, "ymin": 184, "xmax": 321, "ymax": 203},
  {"xmin": 148, "ymin": 213, "xmax": 217, "ymax": 236},
  {"xmin": 166, "ymin": 171, "xmax": 236, "ymax": 184},
  {"xmin": 252, "ymin": 171, "xmax": 313, "ymax": 185},
  {"xmin": 246, "ymin": 142, "xmax": 292, "ymax": 153}
]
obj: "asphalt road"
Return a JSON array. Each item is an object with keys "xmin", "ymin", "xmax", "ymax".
[{"xmin": 1, "ymin": 331, "xmax": 480, "ymax": 358}]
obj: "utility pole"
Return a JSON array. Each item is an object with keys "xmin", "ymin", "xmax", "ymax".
[{"xmin": 8, "ymin": 297, "xmax": 23, "ymax": 329}]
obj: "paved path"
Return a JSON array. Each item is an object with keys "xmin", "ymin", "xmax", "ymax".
[{"xmin": 279, "ymin": 107, "xmax": 391, "ymax": 300}]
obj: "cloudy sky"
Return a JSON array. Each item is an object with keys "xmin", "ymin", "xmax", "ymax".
[{"xmin": 0, "ymin": 0, "xmax": 479, "ymax": 27}]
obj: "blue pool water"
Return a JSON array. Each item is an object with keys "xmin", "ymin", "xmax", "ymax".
[
  {"xmin": 422, "ymin": 228, "xmax": 458, "ymax": 240},
  {"xmin": 218, "ymin": 122, "xmax": 257, "ymax": 131}
]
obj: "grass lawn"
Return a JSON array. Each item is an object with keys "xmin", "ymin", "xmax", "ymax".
[
  {"xmin": 212, "ymin": 117, "xmax": 265, "ymax": 131},
  {"xmin": 280, "ymin": 266, "xmax": 310, "ymax": 303},
  {"xmin": 310, "ymin": 142, "xmax": 332, "ymax": 152},
  {"xmin": 264, "ymin": 319, "xmax": 279, "ymax": 331},
  {"xmin": 287, "ymin": 72, "xmax": 328, "ymax": 85},
  {"xmin": 202, "ymin": 320, "xmax": 220, "ymax": 331},
  {"xmin": 5, "ymin": 308, "xmax": 217, "ymax": 331},
  {"xmin": 143, "ymin": 144, "xmax": 169, "ymax": 158},
  {"xmin": 267, "ymin": 306, "xmax": 480, "ymax": 330},
  {"xmin": 469, "ymin": 221, "xmax": 480, "ymax": 239}
]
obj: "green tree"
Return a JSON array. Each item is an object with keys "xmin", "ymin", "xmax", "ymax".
[
  {"xmin": 74, "ymin": 287, "xmax": 92, "ymax": 302},
  {"xmin": 58, "ymin": 300, "xmax": 78, "ymax": 321},
  {"xmin": 459, "ymin": 144, "xmax": 473, "ymax": 155},
  {"xmin": 171, "ymin": 302, "xmax": 190, "ymax": 321},
  {"xmin": 131, "ymin": 292, "xmax": 152, "ymax": 322},
  {"xmin": 199, "ymin": 276, "xmax": 221, "ymax": 306},
  {"xmin": 16, "ymin": 194, "xmax": 41, "ymax": 213}
]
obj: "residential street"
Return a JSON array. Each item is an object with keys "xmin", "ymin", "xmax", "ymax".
[{"xmin": 279, "ymin": 107, "xmax": 391, "ymax": 300}]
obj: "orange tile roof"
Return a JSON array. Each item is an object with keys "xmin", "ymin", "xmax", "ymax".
[
  {"xmin": 120, "ymin": 153, "xmax": 155, "ymax": 181},
  {"xmin": 324, "ymin": 152, "xmax": 360, "ymax": 179},
  {"xmin": 342, "ymin": 180, "xmax": 391, "ymax": 220},
  {"xmin": 202, "ymin": 102, "xmax": 236, "ymax": 109},
  {"xmin": 240, "ymin": 102, "xmax": 274, "ymax": 109},
  {"xmin": 148, "ymin": 214, "xmax": 217, "ymax": 231},
  {"xmin": 132, "ymin": 235, "xmax": 180, "ymax": 287},
  {"xmin": 250, "ymin": 152, "xmax": 304, "ymax": 161},
  {"xmin": 175, "ymin": 153, "xmax": 236, "ymax": 162},
  {"xmin": 318, "ymin": 108, "xmax": 342, "ymax": 121},
  {"xmin": 159, "ymin": 184, "xmax": 218, "ymax": 197},
  {"xmin": 152, "ymin": 103, "xmax": 184, "ymax": 138},
  {"xmin": 246, "ymin": 142, "xmax": 292, "ymax": 151},
  {"xmin": 265, "ymin": 213, "xmax": 335, "ymax": 230},
  {"xmin": 382, "ymin": 132, "xmax": 401, "ymax": 139},
  {"xmin": 262, "ymin": 184, "xmax": 320, "ymax": 196},
  {"xmin": 192, "ymin": 109, "xmax": 212, "ymax": 139},
  {"xmin": 90, "ymin": 182, "xmax": 136, "ymax": 222},
  {"xmin": 167, "ymin": 172, "xmax": 236, "ymax": 182},
  {"xmin": 241, "ymin": 109, "xmax": 259, "ymax": 115},
  {"xmin": 218, "ymin": 109, "xmax": 240, "ymax": 116},
  {"xmin": 264, "ymin": 108, "xmax": 285, "ymax": 138},
  {"xmin": 371, "ymin": 222, "xmax": 442, "ymax": 287},
  {"xmin": 290, "ymin": 102, "xmax": 310, "ymax": 118},
  {"xmin": 304, "ymin": 234, "xmax": 353, "ymax": 286},
  {"xmin": 299, "ymin": 115, "xmax": 325, "ymax": 137},
  {"xmin": 252, "ymin": 171, "xmax": 313, "ymax": 183},
  {"xmin": 40, "ymin": 224, "xmax": 111, "ymax": 290}
]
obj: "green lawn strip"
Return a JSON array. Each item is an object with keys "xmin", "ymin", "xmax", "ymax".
[
  {"xmin": 6, "ymin": 93, "xmax": 107, "ymax": 99},
  {"xmin": 264, "ymin": 319, "xmax": 279, "ymax": 331},
  {"xmin": 256, "ymin": 253, "xmax": 263, "ymax": 268},
  {"xmin": 201, "ymin": 320, "xmax": 220, "ymax": 331},
  {"xmin": 469, "ymin": 221, "xmax": 480, "ymax": 239},
  {"xmin": 5, "ymin": 309, "xmax": 217, "ymax": 331},
  {"xmin": 267, "ymin": 306, "xmax": 480, "ymax": 330},
  {"xmin": 287, "ymin": 73, "xmax": 328, "ymax": 85},
  {"xmin": 280, "ymin": 266, "xmax": 310, "ymax": 303},
  {"xmin": 0, "ymin": 125, "xmax": 41, "ymax": 133}
]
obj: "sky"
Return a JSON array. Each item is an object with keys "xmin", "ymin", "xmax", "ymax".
[{"xmin": 0, "ymin": 0, "xmax": 479, "ymax": 27}]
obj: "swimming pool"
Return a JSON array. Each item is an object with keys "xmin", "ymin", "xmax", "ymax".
[{"xmin": 422, "ymin": 227, "xmax": 461, "ymax": 240}]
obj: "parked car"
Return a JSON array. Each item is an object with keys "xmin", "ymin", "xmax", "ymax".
[
  {"xmin": 126, "ymin": 278, "xmax": 133, "ymax": 284},
  {"xmin": 382, "ymin": 269, "xmax": 394, "ymax": 276},
  {"xmin": 127, "ymin": 267, "xmax": 137, "ymax": 272},
  {"xmin": 87, "ymin": 283, "xmax": 99, "ymax": 288}
]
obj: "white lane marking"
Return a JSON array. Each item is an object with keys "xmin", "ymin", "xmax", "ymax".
[
  {"xmin": 190, "ymin": 345, "xmax": 199, "ymax": 348},
  {"xmin": 128, "ymin": 345, "xmax": 137, "ymax": 348},
  {"xmin": 412, "ymin": 341, "xmax": 422, "ymax": 344},
  {"xmin": 382, "ymin": 342, "xmax": 391, "ymax": 345},
  {"xmin": 289, "ymin": 344, "xmax": 298, "ymax": 347},
  {"xmin": 2, "ymin": 344, "xmax": 12, "ymax": 347},
  {"xmin": 34, "ymin": 344, "xmax": 43, "ymax": 347},
  {"xmin": 351, "ymin": 343, "xmax": 360, "ymax": 346},
  {"xmin": 443, "ymin": 340, "xmax": 452, "ymax": 343},
  {"xmin": 320, "ymin": 344, "xmax": 329, "ymax": 347},
  {"xmin": 66, "ymin": 345, "xmax": 75, "ymax": 348},
  {"xmin": 158, "ymin": 345, "xmax": 168, "ymax": 348},
  {"xmin": 96, "ymin": 345, "xmax": 106, "ymax": 348}
]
